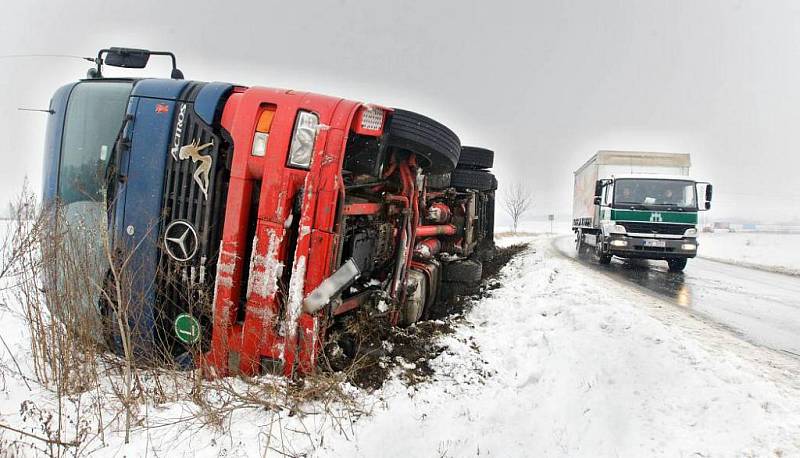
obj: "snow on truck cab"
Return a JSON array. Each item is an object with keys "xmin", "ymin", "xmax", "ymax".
[
  {"xmin": 572, "ymin": 151, "xmax": 712, "ymax": 272},
  {"xmin": 41, "ymin": 47, "xmax": 497, "ymax": 377}
]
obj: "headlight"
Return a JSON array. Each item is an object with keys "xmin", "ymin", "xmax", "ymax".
[
  {"xmin": 684, "ymin": 228, "xmax": 698, "ymax": 237},
  {"xmin": 609, "ymin": 224, "xmax": 627, "ymax": 234},
  {"xmin": 287, "ymin": 111, "xmax": 319, "ymax": 169},
  {"xmin": 610, "ymin": 239, "xmax": 628, "ymax": 247},
  {"xmin": 681, "ymin": 243, "xmax": 697, "ymax": 251}
]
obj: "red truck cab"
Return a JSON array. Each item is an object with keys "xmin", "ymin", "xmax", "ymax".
[{"xmin": 206, "ymin": 88, "xmax": 386, "ymax": 376}]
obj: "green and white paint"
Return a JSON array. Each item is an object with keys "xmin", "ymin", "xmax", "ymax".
[
  {"xmin": 610, "ymin": 209, "xmax": 698, "ymax": 224},
  {"xmin": 174, "ymin": 313, "xmax": 201, "ymax": 345}
]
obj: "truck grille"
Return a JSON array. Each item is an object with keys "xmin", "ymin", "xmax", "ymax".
[
  {"xmin": 155, "ymin": 91, "xmax": 231, "ymax": 352},
  {"xmin": 622, "ymin": 222, "xmax": 693, "ymax": 236}
]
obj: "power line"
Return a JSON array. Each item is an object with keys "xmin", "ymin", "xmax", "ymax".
[{"xmin": 0, "ymin": 53, "xmax": 94, "ymax": 62}]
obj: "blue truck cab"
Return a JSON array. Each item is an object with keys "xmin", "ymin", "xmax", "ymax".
[{"xmin": 42, "ymin": 48, "xmax": 234, "ymax": 361}]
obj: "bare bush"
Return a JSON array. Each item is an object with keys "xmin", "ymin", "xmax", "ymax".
[
  {"xmin": 503, "ymin": 182, "xmax": 533, "ymax": 233},
  {"xmin": 0, "ymin": 184, "xmax": 363, "ymax": 456}
]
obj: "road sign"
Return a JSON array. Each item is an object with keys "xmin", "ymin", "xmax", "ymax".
[{"xmin": 174, "ymin": 313, "xmax": 201, "ymax": 344}]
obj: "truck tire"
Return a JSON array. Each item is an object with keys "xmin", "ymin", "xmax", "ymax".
[
  {"xmin": 667, "ymin": 258, "xmax": 687, "ymax": 272},
  {"xmin": 595, "ymin": 239, "xmax": 612, "ymax": 265},
  {"xmin": 443, "ymin": 259, "xmax": 482, "ymax": 283},
  {"xmin": 450, "ymin": 169, "xmax": 496, "ymax": 192},
  {"xmin": 426, "ymin": 172, "xmax": 451, "ymax": 189},
  {"xmin": 575, "ymin": 231, "xmax": 587, "ymax": 257},
  {"xmin": 457, "ymin": 146, "xmax": 494, "ymax": 169},
  {"xmin": 387, "ymin": 109, "xmax": 461, "ymax": 174}
]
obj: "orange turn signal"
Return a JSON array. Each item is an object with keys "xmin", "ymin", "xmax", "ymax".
[{"xmin": 256, "ymin": 106, "xmax": 276, "ymax": 132}]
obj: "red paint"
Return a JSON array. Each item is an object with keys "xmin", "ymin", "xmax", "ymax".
[
  {"xmin": 425, "ymin": 202, "xmax": 452, "ymax": 224},
  {"xmin": 343, "ymin": 202, "xmax": 383, "ymax": 216},
  {"xmin": 202, "ymin": 86, "xmax": 476, "ymax": 379},
  {"xmin": 414, "ymin": 238, "xmax": 441, "ymax": 259},
  {"xmin": 416, "ymin": 224, "xmax": 458, "ymax": 237},
  {"xmin": 205, "ymin": 87, "xmax": 360, "ymax": 377}
]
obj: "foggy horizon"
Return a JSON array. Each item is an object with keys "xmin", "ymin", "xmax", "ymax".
[{"xmin": 2, "ymin": 0, "xmax": 800, "ymax": 224}]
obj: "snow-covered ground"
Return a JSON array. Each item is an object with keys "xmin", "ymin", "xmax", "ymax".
[
  {"xmin": 698, "ymin": 231, "xmax": 800, "ymax": 275},
  {"xmin": 2, "ymin": 235, "xmax": 800, "ymax": 456}
]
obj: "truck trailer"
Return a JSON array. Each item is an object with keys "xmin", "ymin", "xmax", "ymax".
[
  {"xmin": 41, "ymin": 47, "xmax": 497, "ymax": 377},
  {"xmin": 572, "ymin": 150, "xmax": 712, "ymax": 272}
]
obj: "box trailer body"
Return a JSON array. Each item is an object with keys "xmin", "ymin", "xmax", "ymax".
[
  {"xmin": 41, "ymin": 48, "xmax": 497, "ymax": 377},
  {"xmin": 572, "ymin": 151, "xmax": 711, "ymax": 272}
]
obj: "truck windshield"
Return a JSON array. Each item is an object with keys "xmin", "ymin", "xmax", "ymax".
[
  {"xmin": 58, "ymin": 81, "xmax": 132, "ymax": 204},
  {"xmin": 613, "ymin": 178, "xmax": 697, "ymax": 210}
]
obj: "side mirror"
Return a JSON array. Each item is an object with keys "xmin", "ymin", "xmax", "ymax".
[
  {"xmin": 104, "ymin": 47, "xmax": 151, "ymax": 68},
  {"xmin": 696, "ymin": 182, "xmax": 712, "ymax": 211},
  {"xmin": 93, "ymin": 47, "xmax": 184, "ymax": 79},
  {"xmin": 593, "ymin": 196, "xmax": 601, "ymax": 205},
  {"xmin": 594, "ymin": 180, "xmax": 603, "ymax": 197}
]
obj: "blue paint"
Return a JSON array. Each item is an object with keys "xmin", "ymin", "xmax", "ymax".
[
  {"xmin": 115, "ymin": 96, "xmax": 180, "ymax": 353},
  {"xmin": 194, "ymin": 82, "xmax": 233, "ymax": 125},
  {"xmin": 131, "ymin": 78, "xmax": 189, "ymax": 100},
  {"xmin": 109, "ymin": 78, "xmax": 196, "ymax": 353},
  {"xmin": 46, "ymin": 77, "xmax": 221, "ymax": 358},
  {"xmin": 41, "ymin": 83, "xmax": 77, "ymax": 206}
]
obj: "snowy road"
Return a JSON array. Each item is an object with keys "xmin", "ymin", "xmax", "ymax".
[
  {"xmin": 553, "ymin": 235, "xmax": 800, "ymax": 357},
  {"xmin": 3, "ymin": 234, "xmax": 800, "ymax": 456}
]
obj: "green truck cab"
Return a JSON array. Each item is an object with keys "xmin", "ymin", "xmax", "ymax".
[{"xmin": 572, "ymin": 151, "xmax": 712, "ymax": 272}]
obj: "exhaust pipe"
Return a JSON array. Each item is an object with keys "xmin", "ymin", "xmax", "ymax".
[{"xmin": 303, "ymin": 259, "xmax": 360, "ymax": 313}]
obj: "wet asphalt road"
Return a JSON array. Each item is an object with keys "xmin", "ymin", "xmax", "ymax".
[{"xmin": 552, "ymin": 236, "xmax": 800, "ymax": 357}]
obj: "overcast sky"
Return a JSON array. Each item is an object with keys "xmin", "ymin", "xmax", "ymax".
[{"xmin": 2, "ymin": 0, "xmax": 800, "ymax": 223}]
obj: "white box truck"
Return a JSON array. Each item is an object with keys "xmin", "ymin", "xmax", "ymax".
[{"xmin": 572, "ymin": 151, "xmax": 712, "ymax": 272}]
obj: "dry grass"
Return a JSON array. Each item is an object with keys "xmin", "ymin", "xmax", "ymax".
[
  {"xmin": 494, "ymin": 231, "xmax": 541, "ymax": 238},
  {"xmin": 0, "ymin": 185, "xmax": 362, "ymax": 457}
]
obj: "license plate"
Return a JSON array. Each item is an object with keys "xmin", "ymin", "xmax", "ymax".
[{"xmin": 644, "ymin": 239, "xmax": 666, "ymax": 248}]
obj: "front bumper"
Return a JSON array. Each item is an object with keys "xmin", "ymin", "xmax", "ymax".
[{"xmin": 606, "ymin": 235, "xmax": 698, "ymax": 260}]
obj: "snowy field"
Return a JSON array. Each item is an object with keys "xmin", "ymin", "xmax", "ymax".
[
  {"xmin": 2, "ymin": 234, "xmax": 800, "ymax": 456},
  {"xmin": 698, "ymin": 231, "xmax": 800, "ymax": 275}
]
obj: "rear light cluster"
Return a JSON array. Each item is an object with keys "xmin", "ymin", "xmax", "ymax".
[
  {"xmin": 352, "ymin": 106, "xmax": 387, "ymax": 136},
  {"xmin": 360, "ymin": 107, "xmax": 384, "ymax": 131}
]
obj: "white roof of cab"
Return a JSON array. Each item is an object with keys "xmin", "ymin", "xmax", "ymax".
[
  {"xmin": 575, "ymin": 150, "xmax": 691, "ymax": 174},
  {"xmin": 612, "ymin": 173, "xmax": 697, "ymax": 181}
]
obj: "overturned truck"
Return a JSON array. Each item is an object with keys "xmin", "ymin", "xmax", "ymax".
[{"xmin": 42, "ymin": 48, "xmax": 496, "ymax": 377}]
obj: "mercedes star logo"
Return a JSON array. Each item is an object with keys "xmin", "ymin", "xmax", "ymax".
[{"xmin": 164, "ymin": 220, "xmax": 198, "ymax": 262}]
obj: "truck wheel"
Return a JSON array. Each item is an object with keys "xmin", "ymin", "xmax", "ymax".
[
  {"xmin": 426, "ymin": 172, "xmax": 451, "ymax": 189},
  {"xmin": 575, "ymin": 231, "xmax": 587, "ymax": 257},
  {"xmin": 450, "ymin": 169, "xmax": 496, "ymax": 192},
  {"xmin": 457, "ymin": 146, "xmax": 494, "ymax": 169},
  {"xmin": 388, "ymin": 109, "xmax": 461, "ymax": 174},
  {"xmin": 667, "ymin": 258, "xmax": 687, "ymax": 272},
  {"xmin": 443, "ymin": 259, "xmax": 483, "ymax": 283},
  {"xmin": 595, "ymin": 240, "xmax": 612, "ymax": 265}
]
